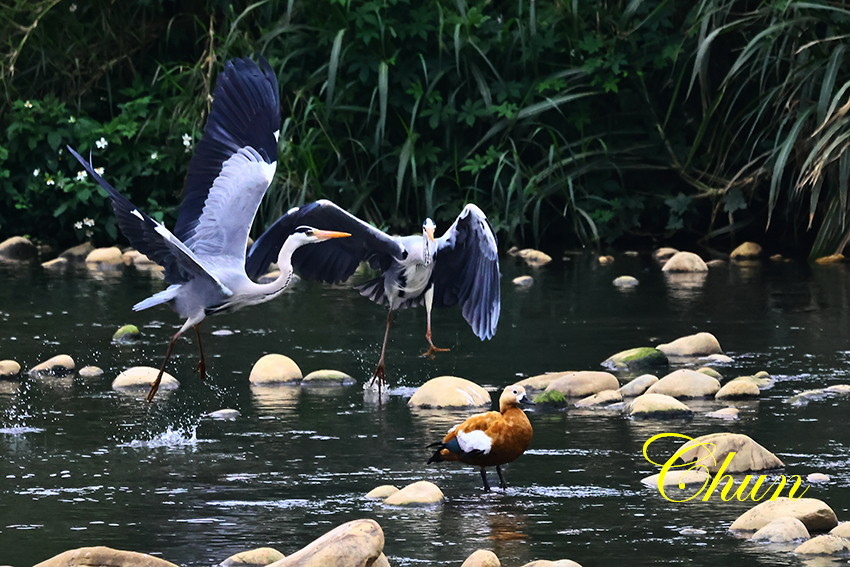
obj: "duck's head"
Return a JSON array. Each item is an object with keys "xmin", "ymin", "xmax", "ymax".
[{"xmin": 500, "ymin": 384, "xmax": 533, "ymax": 412}]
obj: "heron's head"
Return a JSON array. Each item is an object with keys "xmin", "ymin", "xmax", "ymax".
[
  {"xmin": 422, "ymin": 218, "xmax": 436, "ymax": 264},
  {"xmin": 291, "ymin": 226, "xmax": 351, "ymax": 245}
]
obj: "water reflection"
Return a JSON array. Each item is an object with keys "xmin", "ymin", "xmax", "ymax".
[{"xmin": 663, "ymin": 272, "xmax": 707, "ymax": 303}]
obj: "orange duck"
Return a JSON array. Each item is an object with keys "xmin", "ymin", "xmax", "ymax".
[{"xmin": 427, "ymin": 384, "xmax": 533, "ymax": 491}]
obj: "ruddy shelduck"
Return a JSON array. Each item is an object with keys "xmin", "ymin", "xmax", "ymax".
[{"xmin": 427, "ymin": 384, "xmax": 533, "ymax": 491}]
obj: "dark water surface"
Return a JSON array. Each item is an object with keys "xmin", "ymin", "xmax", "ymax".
[{"xmin": 2, "ymin": 253, "xmax": 850, "ymax": 566}]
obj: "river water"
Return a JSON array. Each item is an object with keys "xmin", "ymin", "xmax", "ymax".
[{"xmin": 1, "ymin": 252, "xmax": 850, "ymax": 566}]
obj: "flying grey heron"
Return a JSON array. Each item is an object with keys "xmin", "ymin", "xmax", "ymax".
[
  {"xmin": 245, "ymin": 199, "xmax": 501, "ymax": 389},
  {"xmin": 67, "ymin": 58, "xmax": 350, "ymax": 401}
]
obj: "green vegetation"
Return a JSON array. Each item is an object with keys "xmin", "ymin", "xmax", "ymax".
[{"xmin": 2, "ymin": 0, "xmax": 849, "ymax": 259}]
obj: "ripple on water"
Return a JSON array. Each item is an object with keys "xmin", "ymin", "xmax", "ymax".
[{"xmin": 0, "ymin": 426, "xmax": 45, "ymax": 435}]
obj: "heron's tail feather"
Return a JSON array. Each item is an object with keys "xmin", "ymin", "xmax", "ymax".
[
  {"xmin": 133, "ymin": 285, "xmax": 180, "ymax": 311},
  {"xmin": 355, "ymin": 277, "xmax": 388, "ymax": 306}
]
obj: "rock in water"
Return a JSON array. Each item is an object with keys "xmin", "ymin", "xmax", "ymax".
[
  {"xmin": 112, "ymin": 324, "xmax": 141, "ymax": 344},
  {"xmin": 365, "ymin": 485, "xmax": 399, "ymax": 500},
  {"xmin": 249, "ymin": 354, "xmax": 303, "ymax": 384},
  {"xmin": 28, "ymin": 354, "xmax": 75, "ymax": 377},
  {"xmin": 0, "ymin": 236, "xmax": 38, "ymax": 261},
  {"xmin": 543, "ymin": 371, "xmax": 620, "ymax": 397},
  {"xmin": 730, "ymin": 498, "xmax": 838, "ymax": 532},
  {"xmin": 661, "ymin": 252, "xmax": 708, "ymax": 272},
  {"xmin": 794, "ymin": 535, "xmax": 850, "ymax": 555},
  {"xmin": 461, "ymin": 549, "xmax": 501, "ymax": 567},
  {"xmin": 750, "ymin": 517, "xmax": 810, "ymax": 543},
  {"xmin": 656, "ymin": 332, "xmax": 722, "ymax": 356},
  {"xmin": 112, "ymin": 366, "xmax": 179, "ymax": 392},
  {"xmin": 408, "ymin": 376, "xmax": 490, "ymax": 408},
  {"xmin": 0, "ymin": 360, "xmax": 21, "ymax": 378},
  {"xmin": 84, "ymin": 246, "xmax": 124, "ymax": 267},
  {"xmin": 645, "ymin": 369, "xmax": 720, "ymax": 398},
  {"xmin": 730, "ymin": 242, "xmax": 763, "ymax": 259},
  {"xmin": 33, "ymin": 546, "xmax": 179, "ymax": 567},
  {"xmin": 625, "ymin": 393, "xmax": 693, "ymax": 418},
  {"xmin": 221, "ymin": 547, "xmax": 286, "ymax": 566},
  {"xmin": 618, "ymin": 374, "xmax": 659, "ymax": 397},
  {"xmin": 383, "ymin": 481, "xmax": 444, "ymax": 506},
  {"xmin": 715, "ymin": 379, "xmax": 760, "ymax": 399},
  {"xmin": 301, "ymin": 369, "xmax": 355, "ymax": 387},
  {"xmin": 677, "ymin": 433, "xmax": 782, "ymax": 473},
  {"xmin": 266, "ymin": 519, "xmax": 384, "ymax": 567},
  {"xmin": 602, "ymin": 347, "xmax": 667, "ymax": 371}
]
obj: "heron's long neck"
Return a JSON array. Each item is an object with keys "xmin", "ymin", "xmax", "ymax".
[{"xmin": 254, "ymin": 236, "xmax": 301, "ymax": 296}]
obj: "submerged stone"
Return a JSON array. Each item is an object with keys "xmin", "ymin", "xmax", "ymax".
[
  {"xmin": 365, "ymin": 485, "xmax": 399, "ymax": 499},
  {"xmin": 112, "ymin": 366, "xmax": 179, "ymax": 392},
  {"xmin": 301, "ymin": 369, "xmax": 356, "ymax": 387},
  {"xmin": 33, "ymin": 546, "xmax": 178, "ymax": 567},
  {"xmin": 793, "ymin": 534, "xmax": 850, "ymax": 555},
  {"xmin": 730, "ymin": 498, "xmax": 838, "ymax": 532},
  {"xmin": 645, "ymin": 369, "xmax": 720, "ymax": 398},
  {"xmin": 661, "ymin": 252, "xmax": 708, "ymax": 272},
  {"xmin": 532, "ymin": 389, "xmax": 567, "ymax": 406},
  {"xmin": 221, "ymin": 547, "xmax": 286, "ymax": 566},
  {"xmin": 29, "ymin": 354, "xmax": 75, "ymax": 377},
  {"xmin": 751, "ymin": 517, "xmax": 809, "ymax": 543},
  {"xmin": 383, "ymin": 481, "xmax": 444, "ymax": 506},
  {"xmin": 625, "ymin": 393, "xmax": 693, "ymax": 419},
  {"xmin": 77, "ymin": 366, "xmax": 104, "ymax": 378},
  {"xmin": 112, "ymin": 324, "xmax": 141, "ymax": 344},
  {"xmin": 266, "ymin": 519, "xmax": 384, "ymax": 567},
  {"xmin": 678, "ymin": 433, "xmax": 782, "ymax": 473},
  {"xmin": 544, "ymin": 371, "xmax": 620, "ymax": 398},
  {"xmin": 0, "ymin": 236, "xmax": 37, "ymax": 261},
  {"xmin": 461, "ymin": 549, "xmax": 501, "ymax": 567},
  {"xmin": 512, "ymin": 275, "xmax": 535, "ymax": 287},
  {"xmin": 0, "ymin": 360, "xmax": 21, "ymax": 378},
  {"xmin": 730, "ymin": 241, "xmax": 763, "ymax": 260},
  {"xmin": 618, "ymin": 374, "xmax": 659, "ymax": 397},
  {"xmin": 612, "ymin": 275, "xmax": 639, "ymax": 288},
  {"xmin": 656, "ymin": 332, "xmax": 722, "ymax": 356},
  {"xmin": 249, "ymin": 354, "xmax": 303, "ymax": 384}
]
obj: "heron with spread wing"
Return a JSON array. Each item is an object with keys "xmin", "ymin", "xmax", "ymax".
[
  {"xmin": 245, "ymin": 199, "xmax": 501, "ymax": 388},
  {"xmin": 68, "ymin": 58, "xmax": 349, "ymax": 401}
]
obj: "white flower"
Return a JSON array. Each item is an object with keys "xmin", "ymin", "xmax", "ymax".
[
  {"xmin": 75, "ymin": 170, "xmax": 87, "ymax": 181},
  {"xmin": 24, "ymin": 100, "xmax": 33, "ymax": 109},
  {"xmin": 83, "ymin": 217, "xmax": 95, "ymax": 227},
  {"xmin": 46, "ymin": 177, "xmax": 55, "ymax": 186},
  {"xmin": 94, "ymin": 167, "xmax": 104, "ymax": 175},
  {"xmin": 150, "ymin": 151, "xmax": 158, "ymax": 160},
  {"xmin": 32, "ymin": 168, "xmax": 40, "ymax": 177},
  {"xmin": 73, "ymin": 221, "xmax": 83, "ymax": 230},
  {"xmin": 182, "ymin": 133, "xmax": 192, "ymax": 147},
  {"xmin": 69, "ymin": 3, "xmax": 77, "ymax": 12},
  {"xmin": 95, "ymin": 137, "xmax": 108, "ymax": 149},
  {"xmin": 68, "ymin": 116, "xmax": 76, "ymax": 124}
]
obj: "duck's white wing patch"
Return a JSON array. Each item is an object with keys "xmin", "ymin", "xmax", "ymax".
[{"xmin": 457, "ymin": 429, "xmax": 492, "ymax": 455}]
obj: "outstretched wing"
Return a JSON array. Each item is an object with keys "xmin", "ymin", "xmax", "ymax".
[
  {"xmin": 67, "ymin": 146, "xmax": 229, "ymax": 297},
  {"xmin": 431, "ymin": 204, "xmax": 501, "ymax": 340},
  {"xmin": 245, "ymin": 199, "xmax": 406, "ymax": 282},
  {"xmin": 174, "ymin": 57, "xmax": 281, "ymax": 264}
]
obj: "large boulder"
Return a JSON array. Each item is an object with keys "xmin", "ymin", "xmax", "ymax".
[
  {"xmin": 618, "ymin": 374, "xmax": 659, "ymax": 397},
  {"xmin": 661, "ymin": 252, "xmax": 708, "ymax": 272},
  {"xmin": 33, "ymin": 546, "xmax": 178, "ymax": 567},
  {"xmin": 730, "ymin": 498, "xmax": 838, "ymax": 532},
  {"xmin": 461, "ymin": 549, "xmax": 501, "ymax": 567},
  {"xmin": 677, "ymin": 433, "xmax": 782, "ymax": 473},
  {"xmin": 656, "ymin": 332, "xmax": 722, "ymax": 356},
  {"xmin": 625, "ymin": 393, "xmax": 693, "ymax": 418},
  {"xmin": 0, "ymin": 236, "xmax": 38, "ymax": 261},
  {"xmin": 112, "ymin": 366, "xmax": 179, "ymax": 392},
  {"xmin": 221, "ymin": 547, "xmax": 286, "ymax": 566},
  {"xmin": 793, "ymin": 535, "xmax": 850, "ymax": 555},
  {"xmin": 365, "ymin": 485, "xmax": 399, "ymax": 500},
  {"xmin": 832, "ymin": 523, "xmax": 850, "ymax": 538},
  {"xmin": 750, "ymin": 517, "xmax": 810, "ymax": 543},
  {"xmin": 382, "ymin": 481, "xmax": 444, "ymax": 506},
  {"xmin": 267, "ymin": 519, "xmax": 384, "ymax": 567},
  {"xmin": 544, "ymin": 371, "xmax": 620, "ymax": 398},
  {"xmin": 29, "ymin": 354, "xmax": 75, "ymax": 377},
  {"xmin": 408, "ymin": 376, "xmax": 490, "ymax": 408},
  {"xmin": 249, "ymin": 354, "xmax": 303, "ymax": 384},
  {"xmin": 645, "ymin": 369, "xmax": 720, "ymax": 398},
  {"xmin": 602, "ymin": 347, "xmax": 668, "ymax": 372}
]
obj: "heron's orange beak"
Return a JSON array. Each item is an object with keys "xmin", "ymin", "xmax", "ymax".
[
  {"xmin": 425, "ymin": 227, "xmax": 435, "ymax": 241},
  {"xmin": 314, "ymin": 230, "xmax": 351, "ymax": 241}
]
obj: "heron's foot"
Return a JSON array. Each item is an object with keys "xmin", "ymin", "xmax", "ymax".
[
  {"xmin": 369, "ymin": 364, "xmax": 386, "ymax": 388},
  {"xmin": 146, "ymin": 375, "xmax": 163, "ymax": 403},
  {"xmin": 195, "ymin": 360, "xmax": 207, "ymax": 382},
  {"xmin": 421, "ymin": 344, "xmax": 451, "ymax": 359}
]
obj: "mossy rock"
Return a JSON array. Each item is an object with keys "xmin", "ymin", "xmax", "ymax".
[
  {"xmin": 533, "ymin": 389, "xmax": 567, "ymax": 406},
  {"xmin": 112, "ymin": 324, "xmax": 141, "ymax": 344},
  {"xmin": 603, "ymin": 347, "xmax": 668, "ymax": 371}
]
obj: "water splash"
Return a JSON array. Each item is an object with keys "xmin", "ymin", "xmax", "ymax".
[{"xmin": 118, "ymin": 425, "xmax": 202, "ymax": 449}]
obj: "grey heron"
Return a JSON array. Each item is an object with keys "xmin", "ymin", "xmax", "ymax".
[
  {"xmin": 68, "ymin": 58, "xmax": 351, "ymax": 401},
  {"xmin": 245, "ymin": 199, "xmax": 501, "ymax": 389}
]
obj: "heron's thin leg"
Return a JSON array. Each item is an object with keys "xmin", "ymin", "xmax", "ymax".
[
  {"xmin": 146, "ymin": 331, "xmax": 181, "ymax": 403},
  {"xmin": 370, "ymin": 309, "xmax": 394, "ymax": 391},
  {"xmin": 496, "ymin": 465, "xmax": 507, "ymax": 490},
  {"xmin": 421, "ymin": 286, "xmax": 450, "ymax": 358},
  {"xmin": 194, "ymin": 324, "xmax": 207, "ymax": 381},
  {"xmin": 480, "ymin": 467, "xmax": 491, "ymax": 492}
]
